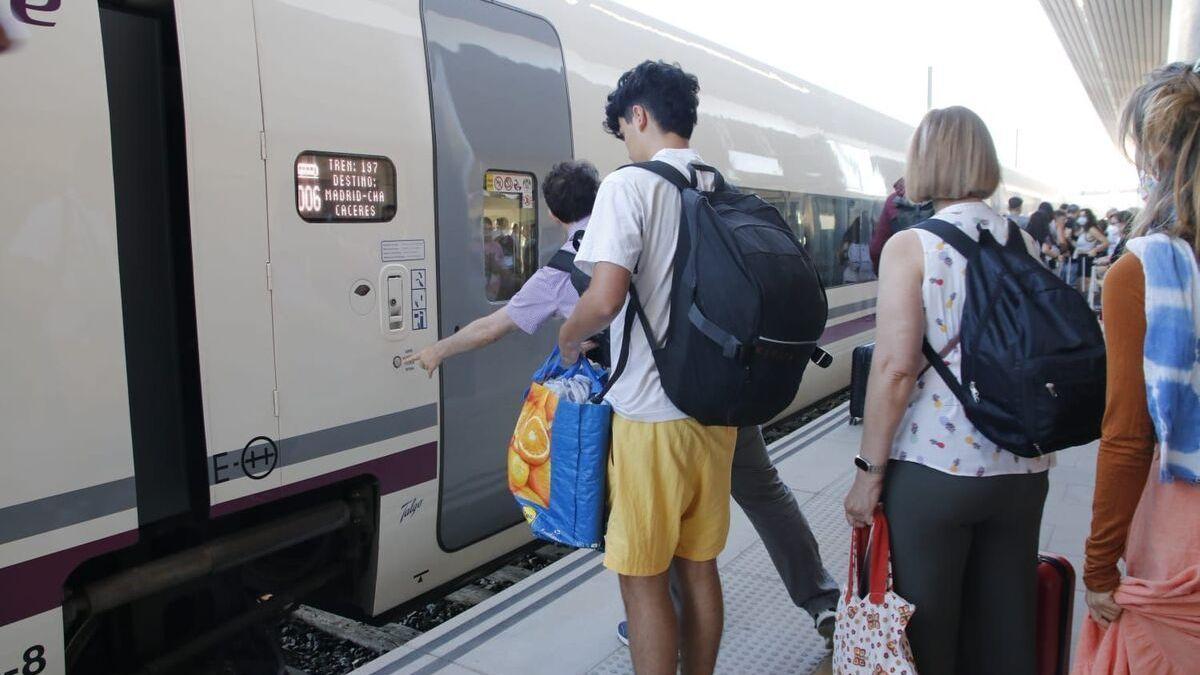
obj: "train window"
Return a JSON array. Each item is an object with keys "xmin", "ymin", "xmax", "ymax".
[
  {"xmin": 482, "ymin": 170, "xmax": 539, "ymax": 302},
  {"xmin": 746, "ymin": 188, "xmax": 884, "ymax": 287},
  {"xmin": 839, "ymin": 199, "xmax": 879, "ymax": 284},
  {"xmin": 294, "ymin": 151, "xmax": 397, "ymax": 222}
]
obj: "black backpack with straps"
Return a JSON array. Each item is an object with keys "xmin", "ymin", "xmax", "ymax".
[
  {"xmin": 601, "ymin": 160, "xmax": 831, "ymax": 427},
  {"xmin": 913, "ymin": 218, "xmax": 1105, "ymax": 456}
]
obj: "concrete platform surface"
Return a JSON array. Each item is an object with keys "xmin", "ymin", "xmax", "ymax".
[{"xmin": 352, "ymin": 402, "xmax": 1098, "ymax": 675}]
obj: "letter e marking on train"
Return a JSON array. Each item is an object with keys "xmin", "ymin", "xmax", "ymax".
[{"xmin": 12, "ymin": 0, "xmax": 62, "ymax": 27}]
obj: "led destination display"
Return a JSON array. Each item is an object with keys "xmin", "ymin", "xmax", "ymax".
[{"xmin": 294, "ymin": 151, "xmax": 397, "ymax": 222}]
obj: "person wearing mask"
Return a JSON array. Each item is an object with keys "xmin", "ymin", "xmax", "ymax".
[
  {"xmin": 1006, "ymin": 195, "xmax": 1027, "ymax": 229},
  {"xmin": 1070, "ymin": 208, "xmax": 1109, "ymax": 292},
  {"xmin": 405, "ymin": 161, "xmax": 601, "ymax": 373},
  {"xmin": 869, "ymin": 177, "xmax": 906, "ymax": 273},
  {"xmin": 1075, "ymin": 59, "xmax": 1200, "ymax": 675},
  {"xmin": 843, "ymin": 106, "xmax": 1051, "ymax": 675},
  {"xmin": 1104, "ymin": 210, "xmax": 1122, "ymax": 257}
]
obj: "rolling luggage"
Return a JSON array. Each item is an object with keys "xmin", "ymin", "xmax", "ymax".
[
  {"xmin": 1036, "ymin": 553, "xmax": 1076, "ymax": 675},
  {"xmin": 849, "ymin": 343, "xmax": 873, "ymax": 425}
]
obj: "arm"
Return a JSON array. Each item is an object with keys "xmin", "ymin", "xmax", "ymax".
[
  {"xmin": 403, "ymin": 307, "xmax": 518, "ymax": 377},
  {"xmin": 844, "ymin": 231, "xmax": 926, "ymax": 527},
  {"xmin": 558, "ymin": 262, "xmax": 630, "ymax": 364},
  {"xmin": 1084, "ymin": 255, "xmax": 1155, "ymax": 592},
  {"xmin": 1090, "ymin": 227, "xmax": 1110, "ymax": 254}
]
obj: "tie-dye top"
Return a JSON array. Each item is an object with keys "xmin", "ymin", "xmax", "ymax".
[
  {"xmin": 1123, "ymin": 233, "xmax": 1200, "ymax": 484},
  {"xmin": 890, "ymin": 201, "xmax": 1055, "ymax": 477}
]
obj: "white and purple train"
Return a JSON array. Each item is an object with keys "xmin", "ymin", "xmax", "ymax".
[{"xmin": 0, "ymin": 1, "xmax": 1055, "ymax": 672}]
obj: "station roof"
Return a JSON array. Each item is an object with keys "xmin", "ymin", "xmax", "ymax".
[{"xmin": 1039, "ymin": 0, "xmax": 1172, "ymax": 145}]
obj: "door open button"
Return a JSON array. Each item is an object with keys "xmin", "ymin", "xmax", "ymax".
[{"xmin": 386, "ymin": 274, "xmax": 404, "ymax": 331}]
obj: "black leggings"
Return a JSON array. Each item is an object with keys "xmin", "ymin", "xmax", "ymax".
[{"xmin": 883, "ymin": 460, "xmax": 1049, "ymax": 675}]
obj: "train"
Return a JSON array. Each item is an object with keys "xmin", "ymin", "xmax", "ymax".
[{"xmin": 0, "ymin": 1, "xmax": 1057, "ymax": 672}]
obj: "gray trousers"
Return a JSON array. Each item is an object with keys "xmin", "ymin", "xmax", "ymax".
[
  {"xmin": 883, "ymin": 460, "xmax": 1049, "ymax": 675},
  {"xmin": 670, "ymin": 426, "xmax": 840, "ymax": 619}
]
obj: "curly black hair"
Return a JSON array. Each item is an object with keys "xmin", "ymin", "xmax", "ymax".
[
  {"xmin": 603, "ymin": 61, "xmax": 700, "ymax": 140},
  {"xmin": 542, "ymin": 160, "xmax": 600, "ymax": 224}
]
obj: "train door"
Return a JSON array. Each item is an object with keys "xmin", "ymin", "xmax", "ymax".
[
  {"xmin": 250, "ymin": 1, "xmax": 440, "ymax": 501},
  {"xmin": 422, "ymin": 0, "xmax": 575, "ymax": 550},
  {"xmin": 173, "ymin": 0, "xmax": 283, "ymax": 513}
]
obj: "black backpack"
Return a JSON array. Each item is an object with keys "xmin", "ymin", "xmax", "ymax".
[
  {"xmin": 546, "ymin": 231, "xmax": 610, "ymax": 368},
  {"xmin": 602, "ymin": 161, "xmax": 830, "ymax": 427},
  {"xmin": 891, "ymin": 197, "xmax": 934, "ymax": 232},
  {"xmin": 914, "ymin": 219, "xmax": 1105, "ymax": 456}
]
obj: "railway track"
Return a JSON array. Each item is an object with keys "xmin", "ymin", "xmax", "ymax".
[{"xmin": 278, "ymin": 389, "xmax": 850, "ymax": 675}]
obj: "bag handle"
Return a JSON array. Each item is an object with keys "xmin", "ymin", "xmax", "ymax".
[
  {"xmin": 846, "ymin": 508, "xmax": 895, "ymax": 605},
  {"xmin": 534, "ymin": 347, "xmax": 606, "ymax": 396}
]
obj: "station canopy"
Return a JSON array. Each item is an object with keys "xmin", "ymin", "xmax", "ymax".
[{"xmin": 1039, "ymin": 0, "xmax": 1171, "ymax": 145}]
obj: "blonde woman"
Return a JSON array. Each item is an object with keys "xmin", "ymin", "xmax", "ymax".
[
  {"xmin": 843, "ymin": 106, "xmax": 1050, "ymax": 675},
  {"xmin": 1075, "ymin": 60, "xmax": 1200, "ymax": 674}
]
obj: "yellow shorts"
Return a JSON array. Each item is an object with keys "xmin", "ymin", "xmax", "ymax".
[{"xmin": 603, "ymin": 416, "xmax": 737, "ymax": 576}]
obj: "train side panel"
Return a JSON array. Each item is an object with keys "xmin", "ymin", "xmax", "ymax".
[
  {"xmin": 175, "ymin": 0, "xmax": 284, "ymax": 510},
  {"xmin": 0, "ymin": 4, "xmax": 136, "ymax": 674}
]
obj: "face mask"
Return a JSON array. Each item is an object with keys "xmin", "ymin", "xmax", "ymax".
[
  {"xmin": 1076, "ymin": 216, "xmax": 1088, "ymax": 226},
  {"xmin": 1138, "ymin": 172, "xmax": 1158, "ymax": 202}
]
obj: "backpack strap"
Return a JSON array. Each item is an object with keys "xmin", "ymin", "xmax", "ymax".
[
  {"xmin": 545, "ymin": 249, "xmax": 576, "ymax": 275},
  {"xmin": 921, "ymin": 339, "xmax": 974, "ymax": 408},
  {"xmin": 546, "ymin": 248, "xmax": 592, "ymax": 298},
  {"xmin": 911, "ymin": 218, "xmax": 979, "ymax": 408},
  {"xmin": 624, "ymin": 160, "xmax": 693, "ymax": 191},
  {"xmin": 1003, "ymin": 219, "xmax": 1027, "ymax": 252},
  {"xmin": 911, "ymin": 218, "xmax": 980, "ymax": 259},
  {"xmin": 592, "ymin": 285, "xmax": 648, "ymax": 402}
]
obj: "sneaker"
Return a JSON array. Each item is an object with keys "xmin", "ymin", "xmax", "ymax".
[
  {"xmin": 616, "ymin": 620, "xmax": 630, "ymax": 647},
  {"xmin": 814, "ymin": 609, "xmax": 836, "ymax": 650}
]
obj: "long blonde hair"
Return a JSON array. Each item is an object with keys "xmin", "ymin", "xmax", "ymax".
[{"xmin": 1119, "ymin": 62, "xmax": 1200, "ymax": 256}]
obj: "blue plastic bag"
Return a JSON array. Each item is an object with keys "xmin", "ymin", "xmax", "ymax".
[{"xmin": 508, "ymin": 349, "xmax": 611, "ymax": 548}]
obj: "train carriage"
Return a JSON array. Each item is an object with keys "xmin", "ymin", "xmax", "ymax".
[{"xmin": 0, "ymin": 1, "xmax": 1056, "ymax": 672}]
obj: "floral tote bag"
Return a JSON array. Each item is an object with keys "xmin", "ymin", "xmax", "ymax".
[{"xmin": 833, "ymin": 509, "xmax": 918, "ymax": 674}]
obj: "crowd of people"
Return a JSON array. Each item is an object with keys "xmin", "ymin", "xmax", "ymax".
[
  {"xmin": 408, "ymin": 58, "xmax": 1200, "ymax": 675},
  {"xmin": 1004, "ymin": 198, "xmax": 1137, "ymax": 299}
]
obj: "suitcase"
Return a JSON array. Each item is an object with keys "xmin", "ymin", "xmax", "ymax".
[
  {"xmin": 1036, "ymin": 553, "xmax": 1076, "ymax": 675},
  {"xmin": 849, "ymin": 343, "xmax": 874, "ymax": 424}
]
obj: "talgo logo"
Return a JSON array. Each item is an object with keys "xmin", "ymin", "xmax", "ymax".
[{"xmin": 12, "ymin": 1, "xmax": 62, "ymax": 28}]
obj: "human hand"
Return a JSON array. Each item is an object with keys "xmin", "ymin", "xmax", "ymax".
[
  {"xmin": 402, "ymin": 345, "xmax": 444, "ymax": 378},
  {"xmin": 1085, "ymin": 589, "xmax": 1122, "ymax": 628},
  {"xmin": 844, "ymin": 473, "xmax": 884, "ymax": 528},
  {"xmin": 580, "ymin": 340, "xmax": 599, "ymax": 355},
  {"xmin": 558, "ymin": 340, "xmax": 582, "ymax": 367}
]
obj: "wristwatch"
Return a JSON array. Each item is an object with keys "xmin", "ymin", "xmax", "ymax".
[{"xmin": 854, "ymin": 455, "xmax": 886, "ymax": 476}]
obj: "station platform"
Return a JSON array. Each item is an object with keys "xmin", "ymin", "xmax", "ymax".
[{"xmin": 351, "ymin": 402, "xmax": 1098, "ymax": 675}]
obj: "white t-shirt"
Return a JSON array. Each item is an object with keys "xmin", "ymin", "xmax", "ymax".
[{"xmin": 574, "ymin": 148, "xmax": 715, "ymax": 422}]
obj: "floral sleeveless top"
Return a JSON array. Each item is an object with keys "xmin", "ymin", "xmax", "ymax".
[{"xmin": 890, "ymin": 201, "xmax": 1055, "ymax": 477}]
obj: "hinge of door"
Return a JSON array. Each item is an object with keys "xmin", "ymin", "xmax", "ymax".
[
  {"xmin": 265, "ymin": 261, "xmax": 273, "ymax": 292},
  {"xmin": 260, "ymin": 131, "xmax": 267, "ymax": 160},
  {"xmin": 272, "ymin": 389, "xmax": 279, "ymax": 417}
]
